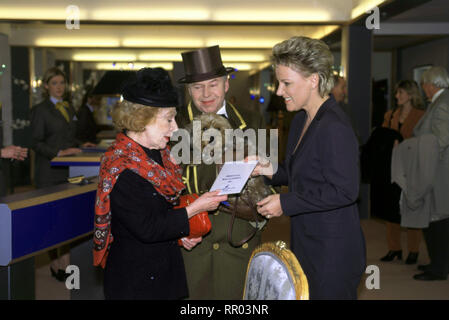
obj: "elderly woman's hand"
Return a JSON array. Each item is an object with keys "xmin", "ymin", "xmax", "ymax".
[
  {"xmin": 244, "ymin": 155, "xmax": 274, "ymax": 179},
  {"xmin": 256, "ymin": 194, "xmax": 283, "ymax": 219},
  {"xmin": 180, "ymin": 236, "xmax": 202, "ymax": 251},
  {"xmin": 186, "ymin": 190, "xmax": 228, "ymax": 218}
]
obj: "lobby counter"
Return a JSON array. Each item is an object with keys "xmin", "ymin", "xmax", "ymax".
[{"xmin": 0, "ymin": 179, "xmax": 98, "ymax": 299}]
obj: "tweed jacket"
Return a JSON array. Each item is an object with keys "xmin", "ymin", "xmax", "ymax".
[
  {"xmin": 392, "ymin": 134, "xmax": 439, "ymax": 227},
  {"xmin": 413, "ymin": 89, "xmax": 449, "ymax": 219}
]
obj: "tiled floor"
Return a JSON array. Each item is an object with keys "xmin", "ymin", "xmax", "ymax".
[{"xmin": 34, "ymin": 216, "xmax": 449, "ymax": 300}]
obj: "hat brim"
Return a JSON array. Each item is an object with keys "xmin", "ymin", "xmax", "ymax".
[{"xmin": 178, "ymin": 67, "xmax": 235, "ymax": 84}]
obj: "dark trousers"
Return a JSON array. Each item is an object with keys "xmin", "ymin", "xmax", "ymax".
[{"xmin": 423, "ymin": 217, "xmax": 449, "ymax": 278}]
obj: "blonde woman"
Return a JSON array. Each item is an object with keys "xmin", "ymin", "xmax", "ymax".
[{"xmin": 251, "ymin": 36, "xmax": 366, "ymax": 299}]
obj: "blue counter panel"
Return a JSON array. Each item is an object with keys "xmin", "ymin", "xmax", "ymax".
[
  {"xmin": 51, "ymin": 162, "xmax": 101, "ymax": 167},
  {"xmin": 11, "ymin": 190, "xmax": 96, "ymax": 260}
]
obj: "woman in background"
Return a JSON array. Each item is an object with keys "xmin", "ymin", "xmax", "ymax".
[
  {"xmin": 30, "ymin": 67, "xmax": 94, "ymax": 281},
  {"xmin": 376, "ymin": 80, "xmax": 425, "ymax": 264}
]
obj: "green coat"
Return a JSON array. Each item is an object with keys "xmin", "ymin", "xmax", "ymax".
[{"xmin": 176, "ymin": 100, "xmax": 266, "ymax": 299}]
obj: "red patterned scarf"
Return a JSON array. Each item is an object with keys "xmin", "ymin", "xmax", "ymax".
[{"xmin": 93, "ymin": 133, "xmax": 185, "ymax": 268}]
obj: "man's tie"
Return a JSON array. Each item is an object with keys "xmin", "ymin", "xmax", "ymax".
[{"xmin": 55, "ymin": 101, "xmax": 70, "ymax": 122}]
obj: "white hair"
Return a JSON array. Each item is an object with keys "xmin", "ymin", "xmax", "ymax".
[{"xmin": 421, "ymin": 66, "xmax": 449, "ymax": 88}]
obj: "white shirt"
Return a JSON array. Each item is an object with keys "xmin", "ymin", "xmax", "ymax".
[
  {"xmin": 431, "ymin": 88, "xmax": 445, "ymax": 103},
  {"xmin": 216, "ymin": 100, "xmax": 228, "ymax": 118},
  {"xmin": 50, "ymin": 96, "xmax": 62, "ymax": 105},
  {"xmin": 86, "ymin": 102, "xmax": 95, "ymax": 113}
]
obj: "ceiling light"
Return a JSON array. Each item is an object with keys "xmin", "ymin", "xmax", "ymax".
[
  {"xmin": 91, "ymin": 8, "xmax": 210, "ymax": 21},
  {"xmin": 73, "ymin": 53, "xmax": 137, "ymax": 61},
  {"xmin": 212, "ymin": 9, "xmax": 332, "ymax": 22},
  {"xmin": 351, "ymin": 0, "xmax": 387, "ymax": 20},
  {"xmin": 35, "ymin": 38, "xmax": 119, "ymax": 47},
  {"xmin": 122, "ymin": 38, "xmax": 205, "ymax": 48},
  {"xmin": 94, "ymin": 62, "xmax": 173, "ymax": 71}
]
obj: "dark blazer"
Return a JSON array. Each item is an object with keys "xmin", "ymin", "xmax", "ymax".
[
  {"xmin": 104, "ymin": 147, "xmax": 190, "ymax": 300},
  {"xmin": 270, "ymin": 96, "xmax": 366, "ymax": 300},
  {"xmin": 30, "ymin": 99, "xmax": 79, "ymax": 188},
  {"xmin": 76, "ymin": 103, "xmax": 98, "ymax": 143}
]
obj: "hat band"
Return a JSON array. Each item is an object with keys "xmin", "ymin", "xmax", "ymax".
[
  {"xmin": 179, "ymin": 66, "xmax": 234, "ymax": 84},
  {"xmin": 123, "ymin": 91, "xmax": 178, "ymax": 108}
]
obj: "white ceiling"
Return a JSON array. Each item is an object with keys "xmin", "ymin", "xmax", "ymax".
[
  {"xmin": 0, "ymin": 0, "xmax": 368, "ymax": 22},
  {"xmin": 0, "ymin": 0, "xmax": 388, "ymax": 69}
]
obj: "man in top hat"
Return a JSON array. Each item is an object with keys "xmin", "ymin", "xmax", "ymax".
[{"xmin": 176, "ymin": 45, "xmax": 267, "ymax": 299}]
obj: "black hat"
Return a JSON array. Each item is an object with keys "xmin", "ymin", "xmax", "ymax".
[
  {"xmin": 122, "ymin": 67, "xmax": 178, "ymax": 107},
  {"xmin": 178, "ymin": 45, "xmax": 235, "ymax": 84}
]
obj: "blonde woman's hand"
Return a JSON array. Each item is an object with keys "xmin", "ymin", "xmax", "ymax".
[
  {"xmin": 256, "ymin": 194, "xmax": 283, "ymax": 219},
  {"xmin": 180, "ymin": 237, "xmax": 202, "ymax": 250},
  {"xmin": 186, "ymin": 190, "xmax": 228, "ymax": 218},
  {"xmin": 244, "ymin": 155, "xmax": 274, "ymax": 179}
]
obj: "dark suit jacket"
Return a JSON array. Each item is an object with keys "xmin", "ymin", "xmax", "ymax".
[
  {"xmin": 30, "ymin": 99, "xmax": 79, "ymax": 188},
  {"xmin": 104, "ymin": 147, "xmax": 190, "ymax": 300},
  {"xmin": 270, "ymin": 96, "xmax": 366, "ymax": 299},
  {"xmin": 76, "ymin": 103, "xmax": 98, "ymax": 143}
]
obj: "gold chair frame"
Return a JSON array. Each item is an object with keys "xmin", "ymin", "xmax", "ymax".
[{"xmin": 243, "ymin": 240, "xmax": 309, "ymax": 300}]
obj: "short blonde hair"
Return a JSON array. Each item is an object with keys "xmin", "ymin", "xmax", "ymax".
[
  {"xmin": 111, "ymin": 100, "xmax": 161, "ymax": 132},
  {"xmin": 272, "ymin": 36, "xmax": 334, "ymax": 97}
]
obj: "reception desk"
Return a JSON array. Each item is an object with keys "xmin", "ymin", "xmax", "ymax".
[
  {"xmin": 0, "ymin": 179, "xmax": 101, "ymax": 299},
  {"xmin": 51, "ymin": 152, "xmax": 103, "ymax": 178}
]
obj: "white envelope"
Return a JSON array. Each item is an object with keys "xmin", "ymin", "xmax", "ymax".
[{"xmin": 209, "ymin": 161, "xmax": 258, "ymax": 195}]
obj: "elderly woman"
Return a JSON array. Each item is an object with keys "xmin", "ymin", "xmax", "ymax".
[
  {"xmin": 375, "ymin": 80, "xmax": 425, "ymax": 265},
  {"xmin": 412, "ymin": 66, "xmax": 449, "ymax": 281},
  {"xmin": 93, "ymin": 68, "xmax": 227, "ymax": 300},
  {"xmin": 250, "ymin": 36, "xmax": 366, "ymax": 299}
]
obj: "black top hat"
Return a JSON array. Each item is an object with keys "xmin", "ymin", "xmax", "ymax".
[
  {"xmin": 122, "ymin": 67, "xmax": 178, "ymax": 107},
  {"xmin": 178, "ymin": 45, "xmax": 235, "ymax": 84}
]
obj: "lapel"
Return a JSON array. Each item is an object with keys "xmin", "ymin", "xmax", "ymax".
[
  {"xmin": 46, "ymin": 99, "xmax": 73, "ymax": 124},
  {"xmin": 225, "ymin": 102, "xmax": 247, "ymax": 130},
  {"xmin": 290, "ymin": 97, "xmax": 333, "ymax": 162},
  {"xmin": 414, "ymin": 89, "xmax": 447, "ymax": 133},
  {"xmin": 187, "ymin": 101, "xmax": 202, "ymax": 122},
  {"xmin": 187, "ymin": 100, "xmax": 247, "ymax": 130}
]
